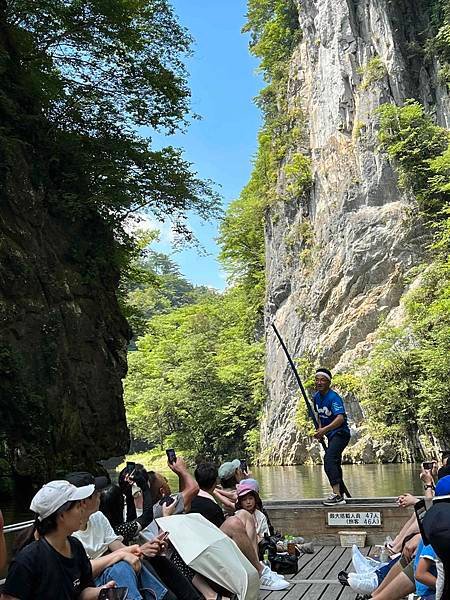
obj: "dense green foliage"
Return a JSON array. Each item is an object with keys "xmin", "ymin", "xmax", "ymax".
[
  {"xmin": 377, "ymin": 100, "xmax": 449, "ymax": 215},
  {"xmin": 361, "ymin": 100, "xmax": 450, "ymax": 449},
  {"xmin": 3, "ymin": 0, "xmax": 219, "ymax": 262},
  {"xmin": 124, "ymin": 283, "xmax": 264, "ymax": 459},
  {"xmin": 122, "ymin": 233, "xmax": 211, "ymax": 337}
]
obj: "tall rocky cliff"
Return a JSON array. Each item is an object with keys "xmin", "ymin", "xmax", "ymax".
[
  {"xmin": 262, "ymin": 0, "xmax": 450, "ymax": 463},
  {"xmin": 0, "ymin": 22, "xmax": 130, "ymax": 485}
]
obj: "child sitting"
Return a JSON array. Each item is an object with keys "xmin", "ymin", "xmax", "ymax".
[
  {"xmin": 235, "ymin": 483, "xmax": 269, "ymax": 543},
  {"xmin": 414, "ymin": 541, "xmax": 437, "ymax": 599}
]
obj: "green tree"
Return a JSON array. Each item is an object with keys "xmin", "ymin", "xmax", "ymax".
[
  {"xmin": 125, "ymin": 240, "xmax": 215, "ymax": 337},
  {"xmin": 3, "ymin": 0, "xmax": 220, "ymax": 261},
  {"xmin": 124, "ymin": 286, "xmax": 264, "ymax": 458},
  {"xmin": 362, "ymin": 100, "xmax": 450, "ymax": 447}
]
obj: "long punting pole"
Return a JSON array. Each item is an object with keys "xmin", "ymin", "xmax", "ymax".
[{"xmin": 271, "ymin": 322, "xmax": 351, "ymax": 498}]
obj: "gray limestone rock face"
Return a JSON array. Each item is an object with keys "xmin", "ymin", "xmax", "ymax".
[{"xmin": 262, "ymin": 0, "xmax": 450, "ymax": 464}]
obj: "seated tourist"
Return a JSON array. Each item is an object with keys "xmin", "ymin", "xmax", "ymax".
[
  {"xmin": 101, "ymin": 466, "xmax": 154, "ymax": 543},
  {"xmin": 139, "ymin": 457, "xmax": 242, "ymax": 599},
  {"xmin": 235, "ymin": 482, "xmax": 269, "ymax": 542},
  {"xmin": 66, "ymin": 472, "xmax": 173, "ymax": 600},
  {"xmin": 100, "ymin": 476, "xmax": 203, "ymax": 600},
  {"xmin": 213, "ymin": 459, "xmax": 245, "ymax": 512},
  {"xmin": 1, "ymin": 480, "xmax": 117, "ymax": 599},
  {"xmin": 343, "ymin": 475, "xmax": 450, "ymax": 599},
  {"xmin": 423, "ymin": 501, "xmax": 450, "ymax": 600},
  {"xmin": 188, "ymin": 461, "xmax": 288, "ymax": 592},
  {"xmin": 388, "ymin": 462, "xmax": 442, "ymax": 554},
  {"xmin": 414, "ymin": 542, "xmax": 438, "ymax": 599}
]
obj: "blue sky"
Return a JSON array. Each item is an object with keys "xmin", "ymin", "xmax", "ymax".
[{"xmin": 143, "ymin": 0, "xmax": 262, "ymax": 289}]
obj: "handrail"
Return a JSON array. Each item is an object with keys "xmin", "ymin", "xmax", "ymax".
[{"xmin": 3, "ymin": 520, "xmax": 34, "ymax": 534}]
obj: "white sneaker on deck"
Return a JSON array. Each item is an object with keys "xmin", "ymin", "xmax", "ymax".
[
  {"xmin": 260, "ymin": 565, "xmax": 290, "ymax": 590},
  {"xmin": 348, "ymin": 571, "xmax": 378, "ymax": 594},
  {"xmin": 352, "ymin": 544, "xmax": 384, "ymax": 574}
]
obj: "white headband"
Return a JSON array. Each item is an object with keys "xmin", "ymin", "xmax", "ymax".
[{"xmin": 316, "ymin": 370, "xmax": 331, "ymax": 381}]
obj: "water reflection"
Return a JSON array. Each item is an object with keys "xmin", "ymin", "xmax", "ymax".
[{"xmin": 251, "ymin": 463, "xmax": 424, "ymax": 499}]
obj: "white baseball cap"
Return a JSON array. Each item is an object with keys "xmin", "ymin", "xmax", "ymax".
[{"xmin": 30, "ymin": 480, "xmax": 95, "ymax": 521}]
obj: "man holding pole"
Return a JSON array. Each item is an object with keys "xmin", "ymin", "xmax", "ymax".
[{"xmin": 313, "ymin": 368, "xmax": 351, "ymax": 506}]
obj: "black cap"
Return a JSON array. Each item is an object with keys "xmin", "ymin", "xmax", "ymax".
[
  {"xmin": 423, "ymin": 502, "xmax": 450, "ymax": 561},
  {"xmin": 66, "ymin": 471, "xmax": 108, "ymax": 491}
]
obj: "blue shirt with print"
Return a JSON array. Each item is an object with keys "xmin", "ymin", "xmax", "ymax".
[
  {"xmin": 414, "ymin": 541, "xmax": 437, "ymax": 598},
  {"xmin": 313, "ymin": 389, "xmax": 350, "ymax": 439}
]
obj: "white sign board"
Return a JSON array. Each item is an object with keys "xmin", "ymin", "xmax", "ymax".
[{"xmin": 327, "ymin": 511, "xmax": 382, "ymax": 527}]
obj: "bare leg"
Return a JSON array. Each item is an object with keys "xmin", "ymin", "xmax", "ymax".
[
  {"xmin": 391, "ymin": 514, "xmax": 419, "ymax": 552},
  {"xmin": 371, "ymin": 572, "xmax": 414, "ymax": 600},
  {"xmin": 192, "ymin": 574, "xmax": 231, "ymax": 599},
  {"xmin": 234, "ymin": 509, "xmax": 258, "ymax": 548},
  {"xmin": 221, "ymin": 516, "xmax": 262, "ymax": 574},
  {"xmin": 371, "ymin": 562, "xmax": 402, "ymax": 595}
]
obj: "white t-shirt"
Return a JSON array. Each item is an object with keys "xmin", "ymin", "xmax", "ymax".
[
  {"xmin": 73, "ymin": 511, "xmax": 123, "ymax": 559},
  {"xmin": 253, "ymin": 509, "xmax": 269, "ymax": 541}
]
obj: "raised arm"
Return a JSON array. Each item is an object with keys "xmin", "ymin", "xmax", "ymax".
[{"xmin": 169, "ymin": 457, "xmax": 199, "ymax": 512}]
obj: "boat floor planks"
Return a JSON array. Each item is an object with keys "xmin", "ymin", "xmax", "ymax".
[{"xmin": 259, "ymin": 545, "xmax": 371, "ymax": 599}]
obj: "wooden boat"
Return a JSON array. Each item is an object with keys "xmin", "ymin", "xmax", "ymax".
[{"xmin": 265, "ymin": 497, "xmax": 412, "ymax": 546}]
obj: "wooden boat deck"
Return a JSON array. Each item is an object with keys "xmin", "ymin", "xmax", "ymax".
[{"xmin": 260, "ymin": 545, "xmax": 370, "ymax": 600}]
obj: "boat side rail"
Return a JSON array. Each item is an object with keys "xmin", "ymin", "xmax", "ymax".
[
  {"xmin": 3, "ymin": 520, "xmax": 34, "ymax": 534},
  {"xmin": 0, "ymin": 520, "xmax": 34, "ymax": 587}
]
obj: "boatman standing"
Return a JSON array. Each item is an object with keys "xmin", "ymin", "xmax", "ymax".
[{"xmin": 313, "ymin": 368, "xmax": 351, "ymax": 506}]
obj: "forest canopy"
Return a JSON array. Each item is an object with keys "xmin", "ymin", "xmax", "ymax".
[{"xmin": 3, "ymin": 0, "xmax": 220, "ymax": 248}]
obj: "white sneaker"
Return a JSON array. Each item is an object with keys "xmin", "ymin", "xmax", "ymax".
[
  {"xmin": 348, "ymin": 571, "xmax": 378, "ymax": 594},
  {"xmin": 260, "ymin": 565, "xmax": 290, "ymax": 590},
  {"xmin": 352, "ymin": 544, "xmax": 384, "ymax": 574},
  {"xmin": 262, "ymin": 564, "xmax": 287, "ymax": 580}
]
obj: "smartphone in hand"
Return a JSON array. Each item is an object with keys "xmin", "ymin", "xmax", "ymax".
[
  {"xmin": 166, "ymin": 448, "xmax": 176, "ymax": 464},
  {"xmin": 240, "ymin": 459, "xmax": 248, "ymax": 473},
  {"xmin": 159, "ymin": 495, "xmax": 175, "ymax": 507},
  {"xmin": 98, "ymin": 587, "xmax": 128, "ymax": 600},
  {"xmin": 422, "ymin": 461, "xmax": 435, "ymax": 471}
]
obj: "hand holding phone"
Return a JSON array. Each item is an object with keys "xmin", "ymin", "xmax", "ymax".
[
  {"xmin": 98, "ymin": 587, "xmax": 129, "ymax": 600},
  {"xmin": 240, "ymin": 459, "xmax": 248, "ymax": 473},
  {"xmin": 166, "ymin": 448, "xmax": 176, "ymax": 464},
  {"xmin": 157, "ymin": 531, "xmax": 170, "ymax": 543},
  {"xmin": 159, "ymin": 495, "xmax": 175, "ymax": 507},
  {"xmin": 422, "ymin": 461, "xmax": 435, "ymax": 471}
]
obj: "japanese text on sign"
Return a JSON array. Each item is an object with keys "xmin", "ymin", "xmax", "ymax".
[{"xmin": 327, "ymin": 511, "xmax": 382, "ymax": 527}]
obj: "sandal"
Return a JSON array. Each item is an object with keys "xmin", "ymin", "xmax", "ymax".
[{"xmin": 337, "ymin": 570, "xmax": 349, "ymax": 587}]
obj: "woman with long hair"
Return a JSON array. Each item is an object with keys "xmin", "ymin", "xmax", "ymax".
[{"xmin": 100, "ymin": 467, "xmax": 203, "ymax": 600}]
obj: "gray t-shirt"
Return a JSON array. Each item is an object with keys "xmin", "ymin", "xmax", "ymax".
[
  {"xmin": 152, "ymin": 493, "xmax": 185, "ymax": 519},
  {"xmin": 139, "ymin": 493, "xmax": 185, "ymax": 543}
]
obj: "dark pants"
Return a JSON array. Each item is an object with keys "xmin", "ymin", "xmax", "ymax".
[
  {"xmin": 324, "ymin": 431, "xmax": 350, "ymax": 489},
  {"xmin": 146, "ymin": 556, "xmax": 203, "ymax": 600}
]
